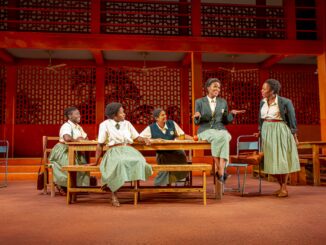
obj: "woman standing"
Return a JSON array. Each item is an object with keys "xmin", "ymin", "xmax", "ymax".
[
  {"xmin": 194, "ymin": 78, "xmax": 245, "ymax": 183},
  {"xmin": 89, "ymin": 102, "xmax": 152, "ymax": 207},
  {"xmin": 258, "ymin": 79, "xmax": 300, "ymax": 197},
  {"xmin": 141, "ymin": 108, "xmax": 192, "ymax": 186},
  {"xmin": 49, "ymin": 107, "xmax": 89, "ymax": 195}
]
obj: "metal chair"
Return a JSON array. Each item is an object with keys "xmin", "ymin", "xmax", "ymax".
[
  {"xmin": 227, "ymin": 135, "xmax": 262, "ymax": 196},
  {"xmin": 0, "ymin": 140, "xmax": 9, "ymax": 188}
]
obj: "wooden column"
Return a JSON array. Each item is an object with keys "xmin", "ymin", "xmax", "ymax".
[
  {"xmin": 91, "ymin": 0, "xmax": 101, "ymax": 34},
  {"xmin": 256, "ymin": 0, "xmax": 266, "ymax": 39},
  {"xmin": 95, "ymin": 66, "xmax": 105, "ymax": 130},
  {"xmin": 180, "ymin": 65, "xmax": 190, "ymax": 134},
  {"xmin": 191, "ymin": 52, "xmax": 203, "ymax": 156},
  {"xmin": 4, "ymin": 65, "xmax": 17, "ymax": 157},
  {"xmin": 284, "ymin": 0, "xmax": 296, "ymax": 40},
  {"xmin": 317, "ymin": 0, "xmax": 326, "ymax": 141},
  {"xmin": 178, "ymin": 0, "xmax": 189, "ymax": 36},
  {"xmin": 191, "ymin": 0, "xmax": 201, "ymax": 37}
]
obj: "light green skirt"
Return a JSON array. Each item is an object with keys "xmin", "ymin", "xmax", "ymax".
[
  {"xmin": 198, "ymin": 129, "xmax": 231, "ymax": 161},
  {"xmin": 48, "ymin": 143, "xmax": 89, "ymax": 187},
  {"xmin": 261, "ymin": 121, "xmax": 300, "ymax": 174},
  {"xmin": 100, "ymin": 146, "xmax": 152, "ymax": 192}
]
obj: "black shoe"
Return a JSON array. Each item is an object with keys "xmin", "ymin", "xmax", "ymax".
[
  {"xmin": 216, "ymin": 172, "xmax": 224, "ymax": 183},
  {"xmin": 223, "ymin": 173, "xmax": 231, "ymax": 183}
]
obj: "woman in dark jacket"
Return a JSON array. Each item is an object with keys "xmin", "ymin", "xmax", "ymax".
[
  {"xmin": 257, "ymin": 79, "xmax": 300, "ymax": 197},
  {"xmin": 194, "ymin": 78, "xmax": 245, "ymax": 184}
]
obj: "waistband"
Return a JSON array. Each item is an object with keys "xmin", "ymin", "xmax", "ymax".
[
  {"xmin": 109, "ymin": 143, "xmax": 131, "ymax": 148},
  {"xmin": 263, "ymin": 119, "xmax": 283, "ymax": 122}
]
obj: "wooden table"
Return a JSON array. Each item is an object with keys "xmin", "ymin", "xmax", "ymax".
[
  {"xmin": 65, "ymin": 140, "xmax": 215, "ymax": 205},
  {"xmin": 298, "ymin": 141, "xmax": 326, "ymax": 186}
]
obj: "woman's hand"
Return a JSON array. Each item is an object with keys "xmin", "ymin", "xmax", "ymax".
[
  {"xmin": 253, "ymin": 132, "xmax": 260, "ymax": 138},
  {"xmin": 293, "ymin": 134, "xmax": 299, "ymax": 145},
  {"xmin": 137, "ymin": 136, "xmax": 151, "ymax": 145},
  {"xmin": 231, "ymin": 110, "xmax": 246, "ymax": 115},
  {"xmin": 193, "ymin": 112, "xmax": 201, "ymax": 119}
]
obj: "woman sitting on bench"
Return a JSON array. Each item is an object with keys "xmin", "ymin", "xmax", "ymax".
[
  {"xmin": 89, "ymin": 102, "xmax": 152, "ymax": 207},
  {"xmin": 49, "ymin": 106, "xmax": 90, "ymax": 195},
  {"xmin": 141, "ymin": 108, "xmax": 192, "ymax": 186}
]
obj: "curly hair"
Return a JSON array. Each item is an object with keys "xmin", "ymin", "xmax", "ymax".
[
  {"xmin": 64, "ymin": 106, "xmax": 78, "ymax": 119},
  {"xmin": 265, "ymin": 79, "xmax": 281, "ymax": 94},
  {"xmin": 105, "ymin": 102, "xmax": 122, "ymax": 119}
]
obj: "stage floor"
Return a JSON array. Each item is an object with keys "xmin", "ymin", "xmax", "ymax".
[{"xmin": 1, "ymin": 176, "xmax": 325, "ymax": 244}]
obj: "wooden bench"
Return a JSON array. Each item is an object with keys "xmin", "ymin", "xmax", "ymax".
[{"xmin": 62, "ymin": 163, "xmax": 212, "ymax": 206}]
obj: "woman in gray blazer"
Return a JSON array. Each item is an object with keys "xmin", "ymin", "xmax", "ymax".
[
  {"xmin": 257, "ymin": 79, "xmax": 300, "ymax": 197},
  {"xmin": 194, "ymin": 78, "xmax": 245, "ymax": 183}
]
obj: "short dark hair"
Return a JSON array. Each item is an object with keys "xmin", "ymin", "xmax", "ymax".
[
  {"xmin": 153, "ymin": 108, "xmax": 164, "ymax": 119},
  {"xmin": 64, "ymin": 107, "xmax": 78, "ymax": 118},
  {"xmin": 105, "ymin": 102, "xmax": 122, "ymax": 119},
  {"xmin": 265, "ymin": 79, "xmax": 281, "ymax": 94},
  {"xmin": 205, "ymin": 78, "xmax": 221, "ymax": 89}
]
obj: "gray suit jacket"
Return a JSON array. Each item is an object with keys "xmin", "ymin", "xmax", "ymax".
[
  {"xmin": 194, "ymin": 96, "xmax": 234, "ymax": 134},
  {"xmin": 258, "ymin": 95, "xmax": 297, "ymax": 134}
]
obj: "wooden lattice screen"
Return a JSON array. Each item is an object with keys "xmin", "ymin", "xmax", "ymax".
[
  {"xmin": 15, "ymin": 65, "xmax": 96, "ymax": 124},
  {"xmin": 105, "ymin": 67, "xmax": 181, "ymax": 125}
]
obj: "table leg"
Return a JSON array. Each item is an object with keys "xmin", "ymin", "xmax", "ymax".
[
  {"xmin": 312, "ymin": 145, "xmax": 321, "ymax": 186},
  {"xmin": 134, "ymin": 180, "xmax": 138, "ymax": 206},
  {"xmin": 68, "ymin": 146, "xmax": 75, "ymax": 165},
  {"xmin": 203, "ymin": 171, "xmax": 207, "ymax": 206}
]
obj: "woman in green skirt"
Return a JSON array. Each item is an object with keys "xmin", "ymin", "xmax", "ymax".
[
  {"xmin": 194, "ymin": 78, "xmax": 245, "ymax": 184},
  {"xmin": 141, "ymin": 108, "xmax": 193, "ymax": 186},
  {"xmin": 48, "ymin": 107, "xmax": 89, "ymax": 195},
  {"xmin": 258, "ymin": 79, "xmax": 300, "ymax": 197},
  {"xmin": 89, "ymin": 102, "xmax": 152, "ymax": 207}
]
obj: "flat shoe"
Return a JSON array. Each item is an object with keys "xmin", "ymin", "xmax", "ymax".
[
  {"xmin": 272, "ymin": 190, "xmax": 281, "ymax": 196},
  {"xmin": 278, "ymin": 191, "xmax": 288, "ymax": 198},
  {"xmin": 111, "ymin": 197, "xmax": 120, "ymax": 207}
]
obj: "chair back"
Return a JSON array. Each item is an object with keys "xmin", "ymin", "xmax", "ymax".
[{"xmin": 237, "ymin": 135, "xmax": 260, "ymax": 156}]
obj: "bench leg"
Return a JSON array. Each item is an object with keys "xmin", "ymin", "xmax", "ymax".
[
  {"xmin": 67, "ymin": 171, "xmax": 72, "ymax": 205},
  {"xmin": 134, "ymin": 181, "xmax": 138, "ymax": 206},
  {"xmin": 203, "ymin": 171, "xmax": 207, "ymax": 206},
  {"xmin": 50, "ymin": 168, "xmax": 55, "ymax": 197}
]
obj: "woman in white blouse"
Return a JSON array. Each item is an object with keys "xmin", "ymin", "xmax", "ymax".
[
  {"xmin": 89, "ymin": 102, "xmax": 152, "ymax": 207},
  {"xmin": 49, "ymin": 107, "xmax": 89, "ymax": 195},
  {"xmin": 257, "ymin": 79, "xmax": 300, "ymax": 197}
]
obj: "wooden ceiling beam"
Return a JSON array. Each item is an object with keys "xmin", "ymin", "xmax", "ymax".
[
  {"xmin": 0, "ymin": 48, "xmax": 14, "ymax": 63},
  {"xmin": 260, "ymin": 55, "xmax": 289, "ymax": 69},
  {"xmin": 0, "ymin": 32, "xmax": 323, "ymax": 55}
]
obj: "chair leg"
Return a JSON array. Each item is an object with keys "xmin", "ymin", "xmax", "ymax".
[
  {"xmin": 237, "ymin": 167, "xmax": 240, "ymax": 191},
  {"xmin": 258, "ymin": 165, "xmax": 262, "ymax": 194},
  {"xmin": 43, "ymin": 167, "xmax": 48, "ymax": 195},
  {"xmin": 241, "ymin": 166, "xmax": 247, "ymax": 196}
]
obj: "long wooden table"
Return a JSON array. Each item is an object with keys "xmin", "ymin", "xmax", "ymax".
[
  {"xmin": 65, "ymin": 140, "xmax": 214, "ymax": 205},
  {"xmin": 298, "ymin": 141, "xmax": 326, "ymax": 186}
]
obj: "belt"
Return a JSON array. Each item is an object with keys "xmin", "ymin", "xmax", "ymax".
[
  {"xmin": 263, "ymin": 119, "xmax": 283, "ymax": 122},
  {"xmin": 109, "ymin": 143, "xmax": 131, "ymax": 148}
]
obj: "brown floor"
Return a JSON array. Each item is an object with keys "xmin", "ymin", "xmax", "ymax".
[{"xmin": 1, "ymin": 177, "xmax": 326, "ymax": 245}]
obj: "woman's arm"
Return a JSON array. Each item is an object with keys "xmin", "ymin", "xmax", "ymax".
[
  {"xmin": 135, "ymin": 136, "xmax": 151, "ymax": 145},
  {"xmin": 88, "ymin": 143, "xmax": 104, "ymax": 166}
]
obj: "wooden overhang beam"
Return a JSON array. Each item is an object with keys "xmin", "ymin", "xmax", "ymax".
[
  {"xmin": 0, "ymin": 48, "xmax": 14, "ymax": 63},
  {"xmin": 260, "ymin": 55, "xmax": 289, "ymax": 69},
  {"xmin": 90, "ymin": 50, "xmax": 104, "ymax": 65},
  {"xmin": 0, "ymin": 32, "xmax": 323, "ymax": 55}
]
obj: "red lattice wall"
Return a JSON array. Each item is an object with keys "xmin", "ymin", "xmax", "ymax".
[
  {"xmin": 270, "ymin": 67, "xmax": 320, "ymax": 124},
  {"xmin": 16, "ymin": 65, "xmax": 96, "ymax": 125},
  {"xmin": 105, "ymin": 67, "xmax": 181, "ymax": 125},
  {"xmin": 0, "ymin": 65, "xmax": 6, "ymax": 125}
]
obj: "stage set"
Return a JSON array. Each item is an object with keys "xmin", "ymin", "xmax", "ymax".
[{"xmin": 1, "ymin": 0, "xmax": 326, "ymax": 244}]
